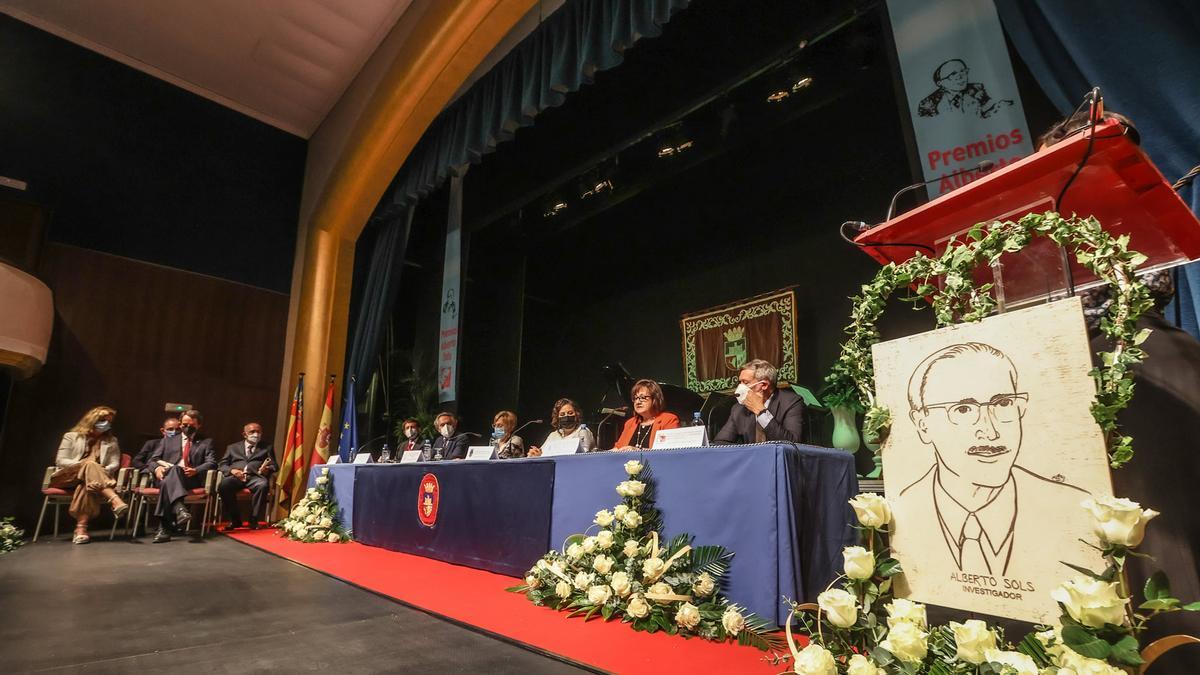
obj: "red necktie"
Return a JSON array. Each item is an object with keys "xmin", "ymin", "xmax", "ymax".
[{"xmin": 182, "ymin": 438, "xmax": 192, "ymax": 469}]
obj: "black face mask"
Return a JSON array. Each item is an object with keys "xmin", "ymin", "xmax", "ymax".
[
  {"xmin": 558, "ymin": 414, "xmax": 578, "ymax": 428},
  {"xmin": 181, "ymin": 424, "xmax": 197, "ymax": 437}
]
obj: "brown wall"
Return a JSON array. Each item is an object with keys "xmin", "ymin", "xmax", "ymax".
[{"xmin": 0, "ymin": 243, "xmax": 289, "ymax": 528}]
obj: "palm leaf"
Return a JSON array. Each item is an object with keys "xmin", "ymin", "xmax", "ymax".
[{"xmin": 690, "ymin": 545, "xmax": 733, "ymax": 581}]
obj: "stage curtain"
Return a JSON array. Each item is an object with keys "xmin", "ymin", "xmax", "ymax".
[
  {"xmin": 389, "ymin": 0, "xmax": 691, "ymax": 208},
  {"xmin": 346, "ymin": 205, "xmax": 414, "ymax": 393},
  {"xmin": 995, "ymin": 0, "xmax": 1200, "ymax": 337}
]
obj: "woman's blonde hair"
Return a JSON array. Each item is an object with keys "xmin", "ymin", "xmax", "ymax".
[
  {"xmin": 71, "ymin": 406, "xmax": 117, "ymax": 435},
  {"xmin": 493, "ymin": 410, "xmax": 517, "ymax": 437}
]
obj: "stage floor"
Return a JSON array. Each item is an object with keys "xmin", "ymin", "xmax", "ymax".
[{"xmin": 227, "ymin": 529, "xmax": 787, "ymax": 674}]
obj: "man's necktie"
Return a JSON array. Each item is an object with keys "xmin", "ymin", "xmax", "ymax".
[
  {"xmin": 182, "ymin": 438, "xmax": 191, "ymax": 469},
  {"xmin": 959, "ymin": 513, "xmax": 989, "ymax": 573}
]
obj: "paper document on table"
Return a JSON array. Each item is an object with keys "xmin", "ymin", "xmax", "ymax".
[
  {"xmin": 540, "ymin": 438, "xmax": 581, "ymax": 456},
  {"xmin": 399, "ymin": 450, "xmax": 422, "ymax": 464},
  {"xmin": 466, "ymin": 446, "xmax": 495, "ymax": 461},
  {"xmin": 653, "ymin": 426, "xmax": 707, "ymax": 449}
]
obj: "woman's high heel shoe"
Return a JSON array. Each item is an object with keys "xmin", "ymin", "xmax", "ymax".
[{"xmin": 109, "ymin": 496, "xmax": 129, "ymax": 518}]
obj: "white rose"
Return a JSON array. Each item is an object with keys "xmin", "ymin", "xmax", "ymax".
[
  {"xmin": 642, "ymin": 557, "xmax": 667, "ymax": 582},
  {"xmin": 573, "ymin": 571, "xmax": 593, "ymax": 591},
  {"xmin": 312, "ymin": 529, "xmax": 326, "ymax": 540},
  {"xmin": 594, "ymin": 509, "xmax": 614, "ymax": 527},
  {"xmin": 793, "ymin": 643, "xmax": 837, "ymax": 675},
  {"xmin": 555, "ymin": 580, "xmax": 572, "ymax": 598},
  {"xmin": 1081, "ymin": 495, "xmax": 1160, "ymax": 547},
  {"xmin": 615, "ymin": 482, "xmax": 629, "ymax": 497},
  {"xmin": 566, "ymin": 542, "xmax": 584, "ymax": 560},
  {"xmin": 623, "ymin": 539, "xmax": 640, "ymax": 558},
  {"xmin": 550, "ymin": 560, "xmax": 566, "ymax": 576},
  {"xmin": 307, "ymin": 488, "xmax": 320, "ymax": 499},
  {"xmin": 622, "ymin": 511, "xmax": 642, "ymax": 528},
  {"xmin": 692, "ymin": 572, "xmax": 716, "ymax": 597},
  {"xmin": 610, "ymin": 571, "xmax": 632, "ymax": 597},
  {"xmin": 885, "ymin": 598, "xmax": 928, "ymax": 629},
  {"xmin": 817, "ymin": 588, "xmax": 858, "ymax": 628},
  {"xmin": 849, "ymin": 492, "xmax": 892, "ymax": 529},
  {"xmin": 326, "ymin": 532, "xmax": 340, "ymax": 543},
  {"xmin": 587, "ymin": 584, "xmax": 612, "ymax": 606},
  {"xmin": 675, "ymin": 602, "xmax": 701, "ymax": 630},
  {"xmin": 624, "ymin": 480, "xmax": 646, "ymax": 496},
  {"xmin": 295, "ymin": 525, "xmax": 308, "ymax": 538},
  {"xmin": 319, "ymin": 517, "xmax": 333, "ymax": 529},
  {"xmin": 321, "ymin": 467, "xmax": 330, "ymax": 475},
  {"xmin": 846, "ymin": 654, "xmax": 882, "ymax": 675},
  {"xmin": 984, "ymin": 649, "xmax": 1038, "ymax": 675},
  {"xmin": 315, "ymin": 475, "xmax": 329, "ymax": 485},
  {"xmin": 1056, "ymin": 647, "xmax": 1125, "ymax": 674},
  {"xmin": 647, "ymin": 582, "xmax": 673, "ymax": 604},
  {"xmin": 536, "ymin": 559, "xmax": 549, "ymax": 571},
  {"xmin": 593, "ymin": 555, "xmax": 615, "ymax": 575},
  {"xmin": 1034, "ymin": 628, "xmax": 1066, "ymax": 661},
  {"xmin": 950, "ymin": 619, "xmax": 997, "ymax": 664},
  {"xmin": 292, "ymin": 506, "xmax": 308, "ymax": 518},
  {"xmin": 613, "ymin": 504, "xmax": 629, "ymax": 519},
  {"xmin": 721, "ymin": 607, "xmax": 745, "ymax": 635},
  {"xmin": 624, "ymin": 460, "xmax": 643, "ymax": 475},
  {"xmin": 880, "ymin": 621, "xmax": 929, "ymax": 663},
  {"xmin": 525, "ymin": 574, "xmax": 540, "ymax": 588},
  {"xmin": 581, "ymin": 536, "xmax": 597, "ymax": 554},
  {"xmin": 596, "ymin": 530, "xmax": 615, "ymax": 550},
  {"xmin": 1051, "ymin": 576, "xmax": 1129, "ymax": 628},
  {"xmin": 842, "ymin": 545, "xmax": 875, "ymax": 580},
  {"xmin": 305, "ymin": 514, "xmax": 318, "ymax": 524},
  {"xmin": 626, "ymin": 594, "xmax": 650, "ymax": 618}
]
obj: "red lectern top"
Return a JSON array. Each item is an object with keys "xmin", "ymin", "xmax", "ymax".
[{"xmin": 855, "ymin": 118, "xmax": 1200, "ymax": 308}]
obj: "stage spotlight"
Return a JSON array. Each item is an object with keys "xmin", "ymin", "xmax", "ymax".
[
  {"xmin": 579, "ymin": 162, "xmax": 616, "ymax": 199},
  {"xmin": 766, "ymin": 64, "xmax": 813, "ymax": 103},
  {"xmin": 541, "ymin": 194, "xmax": 569, "ymax": 218},
  {"xmin": 656, "ymin": 124, "xmax": 693, "ymax": 158}
]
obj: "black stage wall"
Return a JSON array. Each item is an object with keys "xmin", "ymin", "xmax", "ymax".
[{"xmin": 0, "ymin": 16, "xmax": 306, "ymax": 528}]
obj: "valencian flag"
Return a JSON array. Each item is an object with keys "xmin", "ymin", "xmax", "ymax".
[
  {"xmin": 337, "ymin": 376, "xmax": 358, "ymax": 463},
  {"xmin": 308, "ymin": 375, "xmax": 336, "ymax": 469},
  {"xmin": 275, "ymin": 373, "xmax": 305, "ymax": 513}
]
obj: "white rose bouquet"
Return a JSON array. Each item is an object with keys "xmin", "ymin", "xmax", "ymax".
[
  {"xmin": 0, "ymin": 516, "xmax": 25, "ymax": 554},
  {"xmin": 274, "ymin": 467, "xmax": 352, "ymax": 543},
  {"xmin": 509, "ymin": 460, "xmax": 782, "ymax": 653}
]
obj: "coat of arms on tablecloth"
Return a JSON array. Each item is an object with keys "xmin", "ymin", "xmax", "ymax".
[
  {"xmin": 724, "ymin": 326, "xmax": 747, "ymax": 371},
  {"xmin": 418, "ymin": 473, "xmax": 440, "ymax": 528}
]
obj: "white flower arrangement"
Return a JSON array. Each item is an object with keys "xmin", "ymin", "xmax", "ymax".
[
  {"xmin": 0, "ymin": 516, "xmax": 25, "ymax": 555},
  {"xmin": 274, "ymin": 467, "xmax": 351, "ymax": 544},
  {"xmin": 509, "ymin": 460, "xmax": 782, "ymax": 652}
]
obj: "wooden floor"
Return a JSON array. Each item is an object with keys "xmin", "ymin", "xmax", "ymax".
[{"xmin": 0, "ymin": 532, "xmax": 590, "ymax": 674}]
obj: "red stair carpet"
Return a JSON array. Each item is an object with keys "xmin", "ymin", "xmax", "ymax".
[{"xmin": 227, "ymin": 530, "xmax": 785, "ymax": 673}]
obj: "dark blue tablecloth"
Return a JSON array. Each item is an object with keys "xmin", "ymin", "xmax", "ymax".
[{"xmin": 311, "ymin": 443, "xmax": 857, "ymax": 625}]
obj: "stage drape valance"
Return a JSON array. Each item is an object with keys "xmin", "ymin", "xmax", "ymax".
[
  {"xmin": 995, "ymin": 0, "xmax": 1200, "ymax": 338},
  {"xmin": 388, "ymin": 0, "xmax": 691, "ymax": 209}
]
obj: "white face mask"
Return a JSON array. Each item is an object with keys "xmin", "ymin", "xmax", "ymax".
[
  {"xmin": 405, "ymin": 428, "xmax": 418, "ymax": 439},
  {"xmin": 734, "ymin": 382, "xmax": 751, "ymax": 405},
  {"xmin": 439, "ymin": 424, "xmax": 454, "ymax": 438},
  {"xmin": 246, "ymin": 433, "xmax": 261, "ymax": 444}
]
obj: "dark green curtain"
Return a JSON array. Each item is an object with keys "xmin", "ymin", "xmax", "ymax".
[
  {"xmin": 346, "ymin": 205, "xmax": 414, "ymax": 393},
  {"xmin": 390, "ymin": 0, "xmax": 691, "ymax": 207}
]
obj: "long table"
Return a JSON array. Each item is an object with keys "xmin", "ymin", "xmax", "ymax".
[{"xmin": 311, "ymin": 442, "xmax": 857, "ymax": 625}]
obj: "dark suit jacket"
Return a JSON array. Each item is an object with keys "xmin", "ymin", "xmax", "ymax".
[
  {"xmin": 218, "ymin": 441, "xmax": 277, "ymax": 477},
  {"xmin": 428, "ymin": 434, "xmax": 469, "ymax": 460},
  {"xmin": 133, "ymin": 438, "xmax": 160, "ymax": 471},
  {"xmin": 714, "ymin": 387, "xmax": 804, "ymax": 444},
  {"xmin": 148, "ymin": 433, "xmax": 217, "ymax": 475}
]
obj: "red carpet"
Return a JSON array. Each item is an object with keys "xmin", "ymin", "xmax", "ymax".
[{"xmin": 227, "ymin": 530, "xmax": 785, "ymax": 673}]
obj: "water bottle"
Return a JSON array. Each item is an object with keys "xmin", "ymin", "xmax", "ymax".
[
  {"xmin": 691, "ymin": 411, "xmax": 704, "ymax": 426},
  {"xmin": 577, "ymin": 423, "xmax": 591, "ymax": 453},
  {"xmin": 379, "ymin": 442, "xmax": 391, "ymax": 463},
  {"xmin": 433, "ymin": 438, "xmax": 443, "ymax": 461},
  {"xmin": 422, "ymin": 439, "xmax": 433, "ymax": 461}
]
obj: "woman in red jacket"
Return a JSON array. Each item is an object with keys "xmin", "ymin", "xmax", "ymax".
[{"xmin": 613, "ymin": 379, "xmax": 680, "ymax": 450}]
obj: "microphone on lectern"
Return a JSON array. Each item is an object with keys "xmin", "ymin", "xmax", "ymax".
[{"xmin": 885, "ymin": 160, "xmax": 996, "ymax": 221}]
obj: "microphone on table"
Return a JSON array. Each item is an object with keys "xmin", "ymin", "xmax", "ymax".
[
  {"xmin": 513, "ymin": 419, "xmax": 544, "ymax": 436},
  {"xmin": 599, "ymin": 407, "xmax": 628, "ymax": 417},
  {"xmin": 885, "ymin": 160, "xmax": 995, "ymax": 221}
]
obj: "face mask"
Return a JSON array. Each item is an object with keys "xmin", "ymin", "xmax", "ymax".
[
  {"xmin": 164, "ymin": 429, "xmax": 178, "ymax": 438},
  {"xmin": 94, "ymin": 420, "xmax": 111, "ymax": 432},
  {"xmin": 247, "ymin": 433, "xmax": 261, "ymax": 444},
  {"xmin": 558, "ymin": 414, "xmax": 578, "ymax": 428},
  {"xmin": 181, "ymin": 424, "xmax": 196, "ymax": 437},
  {"xmin": 404, "ymin": 428, "xmax": 418, "ymax": 440},
  {"xmin": 439, "ymin": 424, "xmax": 454, "ymax": 438},
  {"xmin": 734, "ymin": 382, "xmax": 751, "ymax": 405},
  {"xmin": 492, "ymin": 426, "xmax": 505, "ymax": 437}
]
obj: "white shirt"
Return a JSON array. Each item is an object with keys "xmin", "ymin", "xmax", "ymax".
[{"xmin": 541, "ymin": 426, "xmax": 596, "ymax": 452}]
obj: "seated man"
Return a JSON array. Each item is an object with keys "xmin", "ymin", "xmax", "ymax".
[
  {"xmin": 397, "ymin": 418, "xmax": 422, "ymax": 455},
  {"xmin": 217, "ymin": 421, "xmax": 276, "ymax": 530},
  {"xmin": 147, "ymin": 409, "xmax": 216, "ymax": 542},
  {"xmin": 423, "ymin": 411, "xmax": 469, "ymax": 460},
  {"xmin": 133, "ymin": 416, "xmax": 180, "ymax": 472},
  {"xmin": 714, "ymin": 359, "xmax": 804, "ymax": 444}
]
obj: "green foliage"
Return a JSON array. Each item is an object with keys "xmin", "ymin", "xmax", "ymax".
[
  {"xmin": 822, "ymin": 212, "xmax": 1151, "ymax": 467},
  {"xmin": 0, "ymin": 516, "xmax": 24, "ymax": 555}
]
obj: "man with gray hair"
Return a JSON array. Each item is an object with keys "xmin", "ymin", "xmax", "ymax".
[{"xmin": 714, "ymin": 359, "xmax": 804, "ymax": 444}]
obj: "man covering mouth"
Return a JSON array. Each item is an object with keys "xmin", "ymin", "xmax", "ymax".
[{"xmin": 968, "ymin": 445, "xmax": 1009, "ymax": 457}]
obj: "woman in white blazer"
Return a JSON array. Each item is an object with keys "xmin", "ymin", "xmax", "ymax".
[{"xmin": 52, "ymin": 406, "xmax": 127, "ymax": 543}]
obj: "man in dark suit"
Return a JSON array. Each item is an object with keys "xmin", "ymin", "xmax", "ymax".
[
  {"xmin": 714, "ymin": 359, "xmax": 804, "ymax": 444},
  {"xmin": 217, "ymin": 421, "xmax": 276, "ymax": 530},
  {"xmin": 397, "ymin": 418, "xmax": 422, "ymax": 456},
  {"xmin": 147, "ymin": 409, "xmax": 216, "ymax": 542},
  {"xmin": 132, "ymin": 416, "xmax": 181, "ymax": 471},
  {"xmin": 423, "ymin": 411, "xmax": 469, "ymax": 460}
]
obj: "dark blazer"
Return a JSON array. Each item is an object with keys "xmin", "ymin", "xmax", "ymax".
[
  {"xmin": 218, "ymin": 440, "xmax": 277, "ymax": 477},
  {"xmin": 428, "ymin": 434, "xmax": 469, "ymax": 460},
  {"xmin": 133, "ymin": 438, "xmax": 160, "ymax": 471},
  {"xmin": 714, "ymin": 387, "xmax": 804, "ymax": 444},
  {"xmin": 148, "ymin": 433, "xmax": 217, "ymax": 473}
]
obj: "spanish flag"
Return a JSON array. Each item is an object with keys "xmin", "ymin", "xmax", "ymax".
[
  {"xmin": 308, "ymin": 375, "xmax": 336, "ymax": 469},
  {"xmin": 275, "ymin": 373, "xmax": 305, "ymax": 515}
]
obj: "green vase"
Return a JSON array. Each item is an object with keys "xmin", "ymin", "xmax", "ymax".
[{"xmin": 830, "ymin": 405, "xmax": 861, "ymax": 454}]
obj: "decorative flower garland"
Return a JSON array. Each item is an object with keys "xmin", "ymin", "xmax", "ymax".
[
  {"xmin": 822, "ymin": 212, "xmax": 1153, "ymax": 468},
  {"xmin": 0, "ymin": 516, "xmax": 24, "ymax": 555},
  {"xmin": 275, "ymin": 467, "xmax": 352, "ymax": 543},
  {"xmin": 510, "ymin": 460, "xmax": 783, "ymax": 652}
]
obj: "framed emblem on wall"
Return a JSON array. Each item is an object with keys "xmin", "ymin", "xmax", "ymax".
[{"xmin": 680, "ymin": 288, "xmax": 798, "ymax": 393}]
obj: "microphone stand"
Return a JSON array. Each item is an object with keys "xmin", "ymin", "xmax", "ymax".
[{"xmin": 885, "ymin": 160, "xmax": 995, "ymax": 221}]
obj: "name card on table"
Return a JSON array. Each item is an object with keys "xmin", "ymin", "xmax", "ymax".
[
  {"xmin": 653, "ymin": 426, "xmax": 708, "ymax": 449},
  {"xmin": 327, "ymin": 456, "xmax": 340, "ymax": 465},
  {"xmin": 399, "ymin": 450, "xmax": 422, "ymax": 464},
  {"xmin": 540, "ymin": 437, "xmax": 581, "ymax": 456},
  {"xmin": 353, "ymin": 452, "xmax": 373, "ymax": 464},
  {"xmin": 466, "ymin": 446, "xmax": 495, "ymax": 461}
]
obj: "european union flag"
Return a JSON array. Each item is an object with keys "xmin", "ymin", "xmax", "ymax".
[{"xmin": 337, "ymin": 377, "xmax": 358, "ymax": 463}]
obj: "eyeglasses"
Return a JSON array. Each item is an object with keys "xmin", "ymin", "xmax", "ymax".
[
  {"xmin": 923, "ymin": 393, "xmax": 1028, "ymax": 426},
  {"xmin": 632, "ymin": 394, "xmax": 653, "ymax": 402}
]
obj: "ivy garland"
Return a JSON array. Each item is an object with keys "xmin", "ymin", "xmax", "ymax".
[{"xmin": 822, "ymin": 212, "xmax": 1153, "ymax": 468}]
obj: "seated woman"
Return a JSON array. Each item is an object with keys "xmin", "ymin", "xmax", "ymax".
[
  {"xmin": 51, "ymin": 406, "xmax": 128, "ymax": 544},
  {"xmin": 528, "ymin": 398, "xmax": 597, "ymax": 456},
  {"xmin": 613, "ymin": 379, "xmax": 680, "ymax": 450},
  {"xmin": 493, "ymin": 410, "xmax": 527, "ymax": 459}
]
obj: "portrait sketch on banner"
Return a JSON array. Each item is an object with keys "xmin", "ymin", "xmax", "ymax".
[{"xmin": 872, "ymin": 297, "xmax": 1113, "ymax": 623}]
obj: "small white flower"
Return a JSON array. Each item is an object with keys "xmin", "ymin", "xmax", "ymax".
[
  {"xmin": 842, "ymin": 545, "xmax": 874, "ymax": 580},
  {"xmin": 318, "ymin": 517, "xmax": 333, "ymax": 529},
  {"xmin": 647, "ymin": 582, "xmax": 672, "ymax": 603},
  {"xmin": 626, "ymin": 594, "xmax": 650, "ymax": 618},
  {"xmin": 848, "ymin": 492, "xmax": 892, "ymax": 529},
  {"xmin": 817, "ymin": 588, "xmax": 858, "ymax": 628},
  {"xmin": 312, "ymin": 529, "xmax": 326, "ymax": 541},
  {"xmin": 846, "ymin": 654, "xmax": 882, "ymax": 675},
  {"xmin": 555, "ymin": 580, "xmax": 572, "ymax": 598},
  {"xmin": 610, "ymin": 571, "xmax": 632, "ymax": 597},
  {"xmin": 721, "ymin": 607, "xmax": 744, "ymax": 635},
  {"xmin": 983, "ymin": 649, "xmax": 1038, "ymax": 675},
  {"xmin": 592, "ymin": 554, "xmax": 614, "ymax": 575},
  {"xmin": 305, "ymin": 514, "xmax": 318, "ymax": 524},
  {"xmin": 692, "ymin": 572, "xmax": 715, "ymax": 597},
  {"xmin": 326, "ymin": 532, "xmax": 340, "ymax": 543},
  {"xmin": 623, "ymin": 460, "xmax": 643, "ymax": 476},
  {"xmin": 1081, "ymin": 495, "xmax": 1159, "ymax": 547},
  {"xmin": 613, "ymin": 504, "xmax": 629, "ymax": 519},
  {"xmin": 675, "ymin": 602, "xmax": 701, "ymax": 630},
  {"xmin": 315, "ymin": 476, "xmax": 329, "ymax": 485},
  {"xmin": 566, "ymin": 542, "xmax": 584, "ymax": 560},
  {"xmin": 573, "ymin": 571, "xmax": 593, "ymax": 591},
  {"xmin": 525, "ymin": 575, "xmax": 540, "ymax": 589},
  {"xmin": 622, "ymin": 510, "xmax": 642, "ymax": 528},
  {"xmin": 596, "ymin": 530, "xmax": 614, "ymax": 550},
  {"xmin": 793, "ymin": 643, "xmax": 836, "ymax": 675},
  {"xmin": 622, "ymin": 539, "xmax": 640, "ymax": 558},
  {"xmin": 950, "ymin": 619, "xmax": 997, "ymax": 664},
  {"xmin": 641, "ymin": 557, "xmax": 666, "ymax": 582},
  {"xmin": 885, "ymin": 598, "xmax": 928, "ymax": 629},
  {"xmin": 1051, "ymin": 576, "xmax": 1129, "ymax": 628},
  {"xmin": 586, "ymin": 584, "xmax": 612, "ymax": 606},
  {"xmin": 881, "ymin": 621, "xmax": 928, "ymax": 663},
  {"xmin": 594, "ymin": 509, "xmax": 614, "ymax": 527}
]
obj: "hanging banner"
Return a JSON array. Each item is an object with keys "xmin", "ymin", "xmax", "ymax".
[
  {"xmin": 437, "ymin": 174, "xmax": 464, "ymax": 403},
  {"xmin": 680, "ymin": 288, "xmax": 797, "ymax": 394},
  {"xmin": 888, "ymin": 0, "xmax": 1034, "ymax": 198}
]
